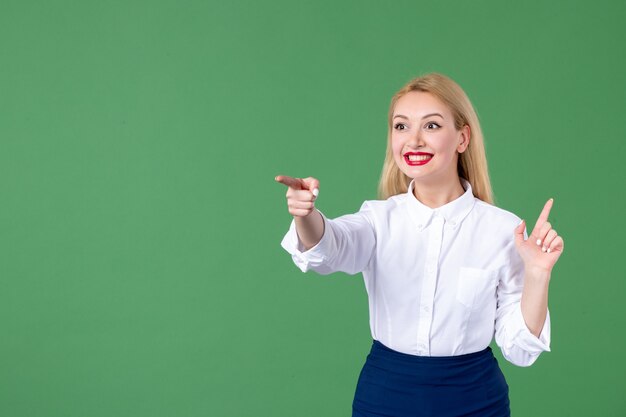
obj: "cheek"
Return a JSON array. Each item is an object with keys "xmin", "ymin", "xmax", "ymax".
[
  {"xmin": 391, "ymin": 137, "xmax": 402, "ymax": 154},
  {"xmin": 431, "ymin": 137, "xmax": 454, "ymax": 155}
]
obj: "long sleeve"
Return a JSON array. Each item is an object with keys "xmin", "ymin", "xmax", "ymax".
[
  {"xmin": 494, "ymin": 229, "xmax": 551, "ymax": 367},
  {"xmin": 280, "ymin": 202, "xmax": 376, "ymax": 275}
]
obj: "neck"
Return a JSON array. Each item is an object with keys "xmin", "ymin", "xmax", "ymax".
[{"xmin": 412, "ymin": 174, "xmax": 465, "ymax": 209}]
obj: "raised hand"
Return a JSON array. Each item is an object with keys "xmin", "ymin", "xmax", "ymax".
[
  {"xmin": 514, "ymin": 198, "xmax": 564, "ymax": 273},
  {"xmin": 275, "ymin": 175, "xmax": 320, "ymax": 218}
]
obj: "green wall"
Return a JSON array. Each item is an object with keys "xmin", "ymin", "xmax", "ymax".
[{"xmin": 1, "ymin": 0, "xmax": 624, "ymax": 415}]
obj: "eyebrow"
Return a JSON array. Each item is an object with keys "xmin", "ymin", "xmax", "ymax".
[{"xmin": 393, "ymin": 113, "xmax": 444, "ymax": 120}]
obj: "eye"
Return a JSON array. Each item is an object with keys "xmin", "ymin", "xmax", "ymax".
[
  {"xmin": 425, "ymin": 122, "xmax": 441, "ymax": 130},
  {"xmin": 394, "ymin": 122, "xmax": 407, "ymax": 131}
]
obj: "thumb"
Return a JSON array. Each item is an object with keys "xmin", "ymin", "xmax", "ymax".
[
  {"xmin": 301, "ymin": 177, "xmax": 320, "ymax": 198},
  {"xmin": 514, "ymin": 219, "xmax": 526, "ymax": 247}
]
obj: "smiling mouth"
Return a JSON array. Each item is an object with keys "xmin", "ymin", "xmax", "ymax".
[{"xmin": 404, "ymin": 152, "xmax": 433, "ymax": 166}]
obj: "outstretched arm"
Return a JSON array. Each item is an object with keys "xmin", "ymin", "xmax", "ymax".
[{"xmin": 276, "ymin": 174, "xmax": 376, "ymax": 275}]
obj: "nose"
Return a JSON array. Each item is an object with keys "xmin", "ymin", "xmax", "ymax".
[{"xmin": 406, "ymin": 130, "xmax": 425, "ymax": 149}]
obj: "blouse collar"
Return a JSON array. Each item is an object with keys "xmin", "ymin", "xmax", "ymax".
[{"xmin": 405, "ymin": 177, "xmax": 476, "ymax": 231}]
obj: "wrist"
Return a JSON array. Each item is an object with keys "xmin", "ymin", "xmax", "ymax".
[{"xmin": 525, "ymin": 264, "xmax": 552, "ymax": 281}]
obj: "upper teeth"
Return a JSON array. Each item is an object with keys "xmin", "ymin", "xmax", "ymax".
[{"xmin": 407, "ymin": 154, "xmax": 432, "ymax": 161}]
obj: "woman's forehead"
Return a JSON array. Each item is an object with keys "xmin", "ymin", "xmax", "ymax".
[{"xmin": 393, "ymin": 91, "xmax": 450, "ymax": 119}]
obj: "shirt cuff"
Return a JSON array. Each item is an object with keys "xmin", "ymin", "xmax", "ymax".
[
  {"xmin": 280, "ymin": 210, "xmax": 335, "ymax": 273},
  {"xmin": 510, "ymin": 303, "xmax": 551, "ymax": 354}
]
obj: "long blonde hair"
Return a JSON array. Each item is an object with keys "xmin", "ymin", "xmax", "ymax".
[{"xmin": 378, "ymin": 73, "xmax": 493, "ymax": 204}]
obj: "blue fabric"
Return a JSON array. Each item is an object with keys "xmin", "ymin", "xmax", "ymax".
[{"xmin": 352, "ymin": 340, "xmax": 510, "ymax": 417}]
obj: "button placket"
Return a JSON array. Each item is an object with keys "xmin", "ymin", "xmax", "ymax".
[{"xmin": 416, "ymin": 215, "xmax": 444, "ymax": 355}]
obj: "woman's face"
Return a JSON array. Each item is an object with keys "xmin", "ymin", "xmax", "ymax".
[{"xmin": 391, "ymin": 91, "xmax": 469, "ymax": 183}]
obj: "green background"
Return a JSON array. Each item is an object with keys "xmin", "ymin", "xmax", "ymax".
[{"xmin": 1, "ymin": 0, "xmax": 625, "ymax": 416}]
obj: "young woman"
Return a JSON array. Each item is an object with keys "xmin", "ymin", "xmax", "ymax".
[{"xmin": 275, "ymin": 73, "xmax": 564, "ymax": 417}]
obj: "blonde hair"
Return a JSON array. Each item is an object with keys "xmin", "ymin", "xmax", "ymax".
[{"xmin": 378, "ymin": 73, "xmax": 493, "ymax": 204}]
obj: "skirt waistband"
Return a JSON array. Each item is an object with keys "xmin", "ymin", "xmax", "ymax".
[
  {"xmin": 372, "ymin": 339, "xmax": 492, "ymax": 364},
  {"xmin": 368, "ymin": 340, "xmax": 495, "ymax": 382}
]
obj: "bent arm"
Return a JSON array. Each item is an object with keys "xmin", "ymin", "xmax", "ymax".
[{"xmin": 495, "ymin": 237, "xmax": 551, "ymax": 367}]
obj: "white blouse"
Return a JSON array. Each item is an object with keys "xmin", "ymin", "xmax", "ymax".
[{"xmin": 281, "ymin": 178, "xmax": 551, "ymax": 367}]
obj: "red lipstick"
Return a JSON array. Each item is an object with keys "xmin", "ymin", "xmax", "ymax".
[{"xmin": 404, "ymin": 151, "xmax": 433, "ymax": 166}]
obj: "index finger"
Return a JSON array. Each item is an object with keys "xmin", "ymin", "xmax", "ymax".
[
  {"xmin": 532, "ymin": 198, "xmax": 554, "ymax": 235},
  {"xmin": 275, "ymin": 175, "xmax": 303, "ymax": 189}
]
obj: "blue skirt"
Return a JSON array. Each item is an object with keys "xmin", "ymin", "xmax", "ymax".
[{"xmin": 353, "ymin": 340, "xmax": 510, "ymax": 417}]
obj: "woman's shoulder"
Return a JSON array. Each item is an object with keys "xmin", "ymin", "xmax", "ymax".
[
  {"xmin": 472, "ymin": 198, "xmax": 522, "ymax": 228},
  {"xmin": 360, "ymin": 193, "xmax": 409, "ymax": 212}
]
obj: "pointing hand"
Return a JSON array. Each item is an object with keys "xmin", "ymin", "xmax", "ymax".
[
  {"xmin": 275, "ymin": 175, "xmax": 320, "ymax": 218},
  {"xmin": 514, "ymin": 198, "xmax": 564, "ymax": 273}
]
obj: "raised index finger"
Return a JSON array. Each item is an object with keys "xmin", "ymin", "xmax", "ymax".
[
  {"xmin": 531, "ymin": 198, "xmax": 554, "ymax": 236},
  {"xmin": 275, "ymin": 175, "xmax": 303, "ymax": 189}
]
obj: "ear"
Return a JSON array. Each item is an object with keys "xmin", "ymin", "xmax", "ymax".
[{"xmin": 457, "ymin": 124, "xmax": 471, "ymax": 153}]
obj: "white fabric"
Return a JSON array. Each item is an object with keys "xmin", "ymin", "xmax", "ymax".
[{"xmin": 280, "ymin": 178, "xmax": 551, "ymax": 367}]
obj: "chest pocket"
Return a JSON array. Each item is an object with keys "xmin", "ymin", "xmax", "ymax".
[{"xmin": 456, "ymin": 267, "xmax": 498, "ymax": 309}]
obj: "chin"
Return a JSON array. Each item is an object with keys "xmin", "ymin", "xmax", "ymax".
[{"xmin": 399, "ymin": 166, "xmax": 434, "ymax": 177}]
